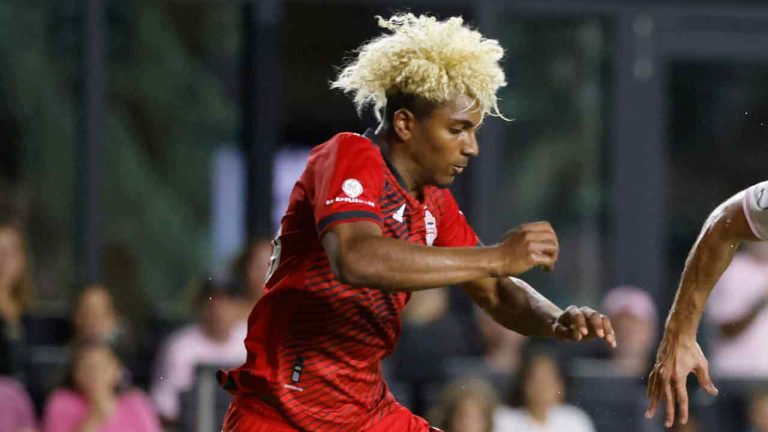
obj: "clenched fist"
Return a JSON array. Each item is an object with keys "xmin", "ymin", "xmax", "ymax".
[{"xmin": 497, "ymin": 221, "xmax": 559, "ymax": 275}]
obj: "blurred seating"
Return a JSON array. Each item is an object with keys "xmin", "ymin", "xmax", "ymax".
[{"xmin": 179, "ymin": 364, "xmax": 234, "ymax": 432}]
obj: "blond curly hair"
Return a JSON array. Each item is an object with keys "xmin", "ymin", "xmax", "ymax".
[{"xmin": 331, "ymin": 13, "xmax": 507, "ymax": 120}]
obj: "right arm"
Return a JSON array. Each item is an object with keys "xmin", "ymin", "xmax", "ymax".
[
  {"xmin": 322, "ymin": 220, "xmax": 558, "ymax": 291},
  {"xmin": 646, "ymin": 187, "xmax": 762, "ymax": 428}
]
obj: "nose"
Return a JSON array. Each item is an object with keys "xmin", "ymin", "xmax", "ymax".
[{"xmin": 461, "ymin": 131, "xmax": 479, "ymax": 158}]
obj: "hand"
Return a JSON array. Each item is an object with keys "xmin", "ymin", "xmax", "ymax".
[
  {"xmin": 551, "ymin": 305, "xmax": 616, "ymax": 347},
  {"xmin": 645, "ymin": 334, "xmax": 718, "ymax": 428},
  {"xmin": 498, "ymin": 221, "xmax": 559, "ymax": 275}
]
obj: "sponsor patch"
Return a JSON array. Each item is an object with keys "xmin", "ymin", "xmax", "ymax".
[{"xmin": 342, "ymin": 178, "xmax": 363, "ymax": 198}]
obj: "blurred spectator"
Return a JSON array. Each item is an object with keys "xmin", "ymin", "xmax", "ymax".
[
  {"xmin": 474, "ymin": 307, "xmax": 526, "ymax": 375},
  {"xmin": 0, "ymin": 376, "xmax": 37, "ymax": 432},
  {"xmin": 706, "ymin": 242, "xmax": 768, "ymax": 377},
  {"xmin": 427, "ymin": 378, "xmax": 499, "ymax": 432},
  {"xmin": 445, "ymin": 306, "xmax": 525, "ymax": 397},
  {"xmin": 42, "ymin": 338, "xmax": 160, "ymax": 432},
  {"xmin": 391, "ymin": 288, "xmax": 471, "ymax": 414},
  {"xmin": 750, "ymin": 389, "xmax": 768, "ymax": 432},
  {"xmin": 232, "ymin": 238, "xmax": 272, "ymax": 320},
  {"xmin": 0, "ymin": 218, "xmax": 34, "ymax": 378},
  {"xmin": 72, "ymin": 285, "xmax": 135, "ymax": 371},
  {"xmin": 150, "ymin": 277, "xmax": 247, "ymax": 423},
  {"xmin": 602, "ymin": 285, "xmax": 658, "ymax": 377},
  {"xmin": 495, "ymin": 346, "xmax": 595, "ymax": 432}
]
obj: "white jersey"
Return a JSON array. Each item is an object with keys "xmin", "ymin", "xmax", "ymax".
[{"xmin": 744, "ymin": 181, "xmax": 768, "ymax": 240}]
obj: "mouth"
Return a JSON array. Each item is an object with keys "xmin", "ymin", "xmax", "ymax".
[{"xmin": 451, "ymin": 165, "xmax": 466, "ymax": 175}]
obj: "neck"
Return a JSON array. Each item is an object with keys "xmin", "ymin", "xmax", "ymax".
[
  {"xmin": 375, "ymin": 128, "xmax": 423, "ymax": 198},
  {"xmin": 0, "ymin": 287, "xmax": 21, "ymax": 324}
]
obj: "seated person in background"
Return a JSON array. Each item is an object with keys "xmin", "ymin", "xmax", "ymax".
[
  {"xmin": 42, "ymin": 339, "xmax": 160, "ymax": 432},
  {"xmin": 72, "ymin": 285, "xmax": 134, "ymax": 371},
  {"xmin": 495, "ymin": 345, "xmax": 596, "ymax": 432},
  {"xmin": 750, "ymin": 389, "xmax": 768, "ymax": 432},
  {"xmin": 391, "ymin": 287, "xmax": 471, "ymax": 414},
  {"xmin": 602, "ymin": 285, "xmax": 658, "ymax": 377},
  {"xmin": 231, "ymin": 238, "xmax": 272, "ymax": 320},
  {"xmin": 427, "ymin": 378, "xmax": 499, "ymax": 432},
  {"xmin": 150, "ymin": 277, "xmax": 247, "ymax": 424},
  {"xmin": 0, "ymin": 376, "xmax": 37, "ymax": 432},
  {"xmin": 0, "ymin": 217, "xmax": 35, "ymax": 379},
  {"xmin": 444, "ymin": 305, "xmax": 526, "ymax": 398},
  {"xmin": 705, "ymin": 241, "xmax": 768, "ymax": 378}
]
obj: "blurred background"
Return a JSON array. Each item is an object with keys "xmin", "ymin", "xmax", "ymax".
[{"xmin": 1, "ymin": 0, "xmax": 768, "ymax": 431}]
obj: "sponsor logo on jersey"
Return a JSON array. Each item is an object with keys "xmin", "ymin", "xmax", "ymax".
[
  {"xmin": 425, "ymin": 208, "xmax": 437, "ymax": 246},
  {"xmin": 393, "ymin": 204, "xmax": 406, "ymax": 223},
  {"xmin": 342, "ymin": 178, "xmax": 363, "ymax": 198},
  {"xmin": 757, "ymin": 187, "xmax": 768, "ymax": 210},
  {"xmin": 325, "ymin": 196, "xmax": 376, "ymax": 207}
]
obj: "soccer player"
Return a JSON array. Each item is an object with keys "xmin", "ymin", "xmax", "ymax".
[
  {"xmin": 646, "ymin": 181, "xmax": 768, "ymax": 428},
  {"xmin": 219, "ymin": 14, "xmax": 616, "ymax": 431}
]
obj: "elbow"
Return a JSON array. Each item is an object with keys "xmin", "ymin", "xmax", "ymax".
[{"xmin": 331, "ymin": 250, "xmax": 370, "ymax": 287}]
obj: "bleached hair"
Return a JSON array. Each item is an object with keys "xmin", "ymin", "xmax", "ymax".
[{"xmin": 331, "ymin": 13, "xmax": 507, "ymax": 120}]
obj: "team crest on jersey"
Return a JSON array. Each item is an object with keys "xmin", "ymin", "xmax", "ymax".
[
  {"xmin": 758, "ymin": 186, "xmax": 768, "ymax": 210},
  {"xmin": 342, "ymin": 178, "xmax": 363, "ymax": 198},
  {"xmin": 425, "ymin": 208, "xmax": 437, "ymax": 246}
]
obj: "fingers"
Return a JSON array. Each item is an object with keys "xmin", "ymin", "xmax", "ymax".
[
  {"xmin": 675, "ymin": 375, "xmax": 689, "ymax": 426},
  {"xmin": 663, "ymin": 371, "xmax": 676, "ymax": 428},
  {"xmin": 521, "ymin": 221, "xmax": 555, "ymax": 233},
  {"xmin": 602, "ymin": 314, "xmax": 617, "ymax": 348},
  {"xmin": 693, "ymin": 360, "xmax": 719, "ymax": 396},
  {"xmin": 645, "ymin": 369, "xmax": 660, "ymax": 419},
  {"xmin": 560, "ymin": 307, "xmax": 617, "ymax": 348},
  {"xmin": 568, "ymin": 306, "xmax": 589, "ymax": 339},
  {"xmin": 529, "ymin": 255, "xmax": 555, "ymax": 272}
]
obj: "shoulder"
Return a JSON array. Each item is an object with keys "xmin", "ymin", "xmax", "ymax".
[
  {"xmin": 554, "ymin": 405, "xmax": 594, "ymax": 424},
  {"xmin": 162, "ymin": 324, "xmax": 205, "ymax": 353},
  {"xmin": 310, "ymin": 132, "xmax": 384, "ymax": 165},
  {"xmin": 494, "ymin": 406, "xmax": 528, "ymax": 423},
  {"xmin": 45, "ymin": 388, "xmax": 85, "ymax": 411},
  {"xmin": 119, "ymin": 389, "xmax": 155, "ymax": 410}
]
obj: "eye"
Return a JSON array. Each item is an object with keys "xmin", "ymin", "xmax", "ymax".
[{"xmin": 449, "ymin": 127, "xmax": 462, "ymax": 135}]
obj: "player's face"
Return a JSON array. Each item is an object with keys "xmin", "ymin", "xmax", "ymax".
[{"xmin": 409, "ymin": 95, "xmax": 482, "ymax": 187}]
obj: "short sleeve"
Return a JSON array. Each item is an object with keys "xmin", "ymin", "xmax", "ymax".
[
  {"xmin": 744, "ymin": 181, "xmax": 768, "ymax": 240},
  {"xmin": 434, "ymin": 190, "xmax": 479, "ymax": 247},
  {"xmin": 311, "ymin": 134, "xmax": 386, "ymax": 236}
]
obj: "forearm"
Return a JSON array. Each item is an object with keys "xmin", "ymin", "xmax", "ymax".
[
  {"xmin": 478, "ymin": 276, "xmax": 563, "ymax": 337},
  {"xmin": 666, "ymin": 198, "xmax": 749, "ymax": 337},
  {"xmin": 330, "ymin": 234, "xmax": 501, "ymax": 291}
]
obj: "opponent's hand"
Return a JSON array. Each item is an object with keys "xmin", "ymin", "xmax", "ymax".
[
  {"xmin": 552, "ymin": 305, "xmax": 616, "ymax": 348},
  {"xmin": 645, "ymin": 334, "xmax": 718, "ymax": 428},
  {"xmin": 498, "ymin": 221, "xmax": 559, "ymax": 275}
]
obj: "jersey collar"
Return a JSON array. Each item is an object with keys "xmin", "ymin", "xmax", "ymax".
[{"xmin": 362, "ymin": 128, "xmax": 409, "ymax": 191}]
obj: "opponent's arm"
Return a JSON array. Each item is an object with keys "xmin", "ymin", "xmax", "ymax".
[
  {"xmin": 322, "ymin": 220, "xmax": 558, "ymax": 291},
  {"xmin": 663, "ymin": 193, "xmax": 758, "ymax": 339},
  {"xmin": 647, "ymin": 191, "xmax": 759, "ymax": 428}
]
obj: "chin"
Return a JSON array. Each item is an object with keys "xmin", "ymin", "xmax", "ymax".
[{"xmin": 434, "ymin": 177, "xmax": 455, "ymax": 189}]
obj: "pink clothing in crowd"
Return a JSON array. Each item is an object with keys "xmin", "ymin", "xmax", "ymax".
[
  {"xmin": 0, "ymin": 377, "xmax": 37, "ymax": 432},
  {"xmin": 707, "ymin": 253, "xmax": 768, "ymax": 377},
  {"xmin": 42, "ymin": 389, "xmax": 161, "ymax": 432}
]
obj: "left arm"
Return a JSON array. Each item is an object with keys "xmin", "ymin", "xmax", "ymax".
[{"xmin": 462, "ymin": 276, "xmax": 616, "ymax": 346}]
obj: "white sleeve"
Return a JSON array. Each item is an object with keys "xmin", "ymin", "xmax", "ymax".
[{"xmin": 743, "ymin": 181, "xmax": 768, "ymax": 240}]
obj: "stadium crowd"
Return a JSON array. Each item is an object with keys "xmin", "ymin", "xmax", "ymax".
[{"xmin": 2, "ymin": 207, "xmax": 768, "ymax": 432}]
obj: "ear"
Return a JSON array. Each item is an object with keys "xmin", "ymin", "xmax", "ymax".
[{"xmin": 392, "ymin": 108, "xmax": 416, "ymax": 142}]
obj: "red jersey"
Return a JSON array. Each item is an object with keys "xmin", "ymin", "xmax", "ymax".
[{"xmin": 220, "ymin": 130, "xmax": 477, "ymax": 431}]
